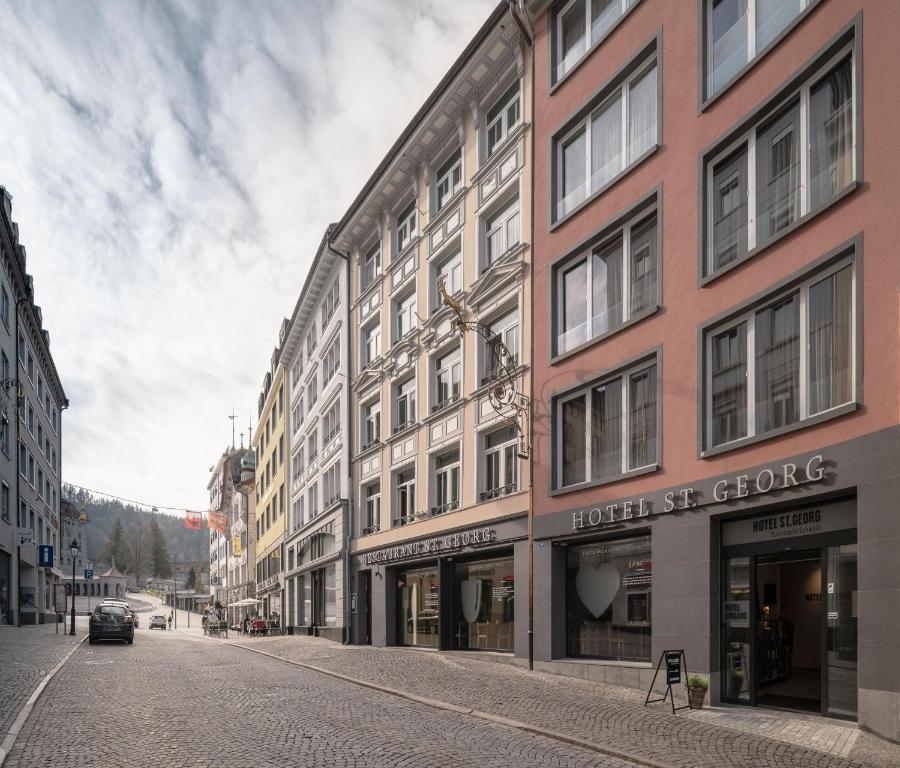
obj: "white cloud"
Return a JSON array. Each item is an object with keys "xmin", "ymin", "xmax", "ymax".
[{"xmin": 0, "ymin": 0, "xmax": 496, "ymax": 512}]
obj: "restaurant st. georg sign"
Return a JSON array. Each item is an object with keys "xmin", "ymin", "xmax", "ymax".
[
  {"xmin": 363, "ymin": 527, "xmax": 497, "ymax": 566},
  {"xmin": 572, "ymin": 454, "xmax": 827, "ymax": 531}
]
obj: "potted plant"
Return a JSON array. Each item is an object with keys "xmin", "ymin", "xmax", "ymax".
[{"xmin": 687, "ymin": 674, "xmax": 710, "ymax": 709}]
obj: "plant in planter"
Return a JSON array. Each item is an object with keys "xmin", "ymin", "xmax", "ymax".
[{"xmin": 687, "ymin": 674, "xmax": 710, "ymax": 709}]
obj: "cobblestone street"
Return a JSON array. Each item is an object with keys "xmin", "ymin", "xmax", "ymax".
[{"xmin": 2, "ymin": 625, "xmax": 641, "ymax": 768}]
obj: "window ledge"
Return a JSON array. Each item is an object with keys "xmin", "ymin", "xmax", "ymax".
[
  {"xmin": 424, "ymin": 189, "xmax": 468, "ymax": 236},
  {"xmin": 700, "ymin": 181, "xmax": 860, "ymax": 286},
  {"xmin": 472, "ymin": 123, "xmax": 528, "ymax": 184},
  {"xmin": 354, "ymin": 273, "xmax": 384, "ymax": 310},
  {"xmin": 388, "ymin": 422, "xmax": 418, "ymax": 444},
  {"xmin": 700, "ymin": 401, "xmax": 859, "ymax": 459},
  {"xmin": 552, "ymin": 305, "xmax": 660, "ymax": 364},
  {"xmin": 391, "ymin": 237, "xmax": 420, "ymax": 270},
  {"xmin": 551, "ymin": 144, "xmax": 659, "ymax": 231},
  {"xmin": 550, "ymin": 463, "xmax": 659, "ymax": 498}
]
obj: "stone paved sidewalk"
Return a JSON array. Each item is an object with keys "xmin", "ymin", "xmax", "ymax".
[
  {"xmin": 219, "ymin": 635, "xmax": 900, "ymax": 768},
  {"xmin": 0, "ymin": 620, "xmax": 85, "ymax": 738}
]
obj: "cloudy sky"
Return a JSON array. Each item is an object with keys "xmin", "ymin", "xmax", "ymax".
[{"xmin": 0, "ymin": 0, "xmax": 495, "ymax": 514}]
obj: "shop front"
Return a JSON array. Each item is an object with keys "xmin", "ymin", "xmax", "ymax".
[
  {"xmin": 533, "ymin": 428, "xmax": 900, "ymax": 738},
  {"xmin": 285, "ymin": 517, "xmax": 344, "ymax": 642},
  {"xmin": 351, "ymin": 516, "xmax": 526, "ymax": 658}
]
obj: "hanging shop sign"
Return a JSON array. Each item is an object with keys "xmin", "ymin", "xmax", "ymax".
[
  {"xmin": 571, "ymin": 454, "xmax": 828, "ymax": 531},
  {"xmin": 363, "ymin": 527, "xmax": 497, "ymax": 566},
  {"xmin": 721, "ymin": 499, "xmax": 856, "ymax": 546}
]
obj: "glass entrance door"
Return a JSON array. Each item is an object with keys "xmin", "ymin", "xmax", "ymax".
[
  {"xmin": 825, "ymin": 543, "xmax": 857, "ymax": 717},
  {"xmin": 722, "ymin": 557, "xmax": 752, "ymax": 702}
]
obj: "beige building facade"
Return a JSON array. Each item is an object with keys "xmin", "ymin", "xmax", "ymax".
[{"xmin": 334, "ymin": 4, "xmax": 534, "ymax": 658}]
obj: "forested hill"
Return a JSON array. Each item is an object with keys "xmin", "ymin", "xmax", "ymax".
[{"xmin": 62, "ymin": 484, "xmax": 207, "ymax": 567}]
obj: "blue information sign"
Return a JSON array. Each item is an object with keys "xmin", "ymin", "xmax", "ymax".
[
  {"xmin": 84, "ymin": 568, "xmax": 93, "ymax": 580},
  {"xmin": 38, "ymin": 545, "xmax": 54, "ymax": 568}
]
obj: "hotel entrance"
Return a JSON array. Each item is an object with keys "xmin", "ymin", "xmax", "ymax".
[{"xmin": 721, "ymin": 500, "xmax": 858, "ymax": 718}]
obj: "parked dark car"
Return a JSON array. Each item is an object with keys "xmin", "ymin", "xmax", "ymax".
[
  {"xmin": 149, "ymin": 615, "xmax": 166, "ymax": 630},
  {"xmin": 99, "ymin": 599, "xmax": 139, "ymax": 628},
  {"xmin": 89, "ymin": 604, "xmax": 134, "ymax": 644}
]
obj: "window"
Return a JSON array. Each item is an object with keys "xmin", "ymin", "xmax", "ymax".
[
  {"xmin": 705, "ymin": 259, "xmax": 854, "ymax": 450},
  {"xmin": 433, "ymin": 348, "xmax": 461, "ymax": 411},
  {"xmin": 323, "ymin": 337, "xmax": 340, "ymax": 384},
  {"xmin": 396, "ymin": 202, "xmax": 416, "ymax": 254},
  {"xmin": 486, "ymin": 82, "xmax": 521, "ymax": 157},
  {"xmin": 362, "ymin": 323, "xmax": 381, "ymax": 367},
  {"xmin": 566, "ymin": 535, "xmax": 651, "ymax": 661},
  {"xmin": 556, "ymin": 0, "xmax": 637, "ymax": 80},
  {"xmin": 394, "ymin": 468, "xmax": 416, "ymax": 526},
  {"xmin": 704, "ymin": 52, "xmax": 855, "ymax": 276},
  {"xmin": 28, "ymin": 454, "xmax": 35, "ymax": 487},
  {"xmin": 279, "ymin": 434, "xmax": 284, "ymax": 466},
  {"xmin": 362, "ymin": 244, "xmax": 381, "ymax": 290},
  {"xmin": 363, "ymin": 482, "xmax": 381, "ymax": 534},
  {"xmin": 292, "ymin": 355, "xmax": 303, "ymax": 389},
  {"xmin": 0, "ymin": 286, "xmax": 8, "ymax": 327},
  {"xmin": 556, "ymin": 360, "xmax": 657, "ymax": 489},
  {"xmin": 26, "ymin": 351, "xmax": 33, "ymax": 382},
  {"xmin": 1, "ymin": 351, "xmax": 7, "ymax": 382},
  {"xmin": 433, "ymin": 250, "xmax": 462, "ymax": 312},
  {"xmin": 292, "ymin": 402, "xmax": 303, "ymax": 434},
  {"xmin": 308, "ymin": 482, "xmax": 319, "ymax": 519},
  {"xmin": 0, "ymin": 416, "xmax": 8, "ymax": 455},
  {"xmin": 37, "ymin": 375, "xmax": 43, "ymax": 402},
  {"xmin": 17, "ymin": 331, "xmax": 25, "ymax": 362},
  {"xmin": 484, "ymin": 197, "xmax": 520, "ymax": 270},
  {"xmin": 706, "ymin": 0, "xmax": 816, "ymax": 99},
  {"xmin": 394, "ymin": 291, "xmax": 416, "ymax": 341},
  {"xmin": 37, "ymin": 469, "xmax": 43, "ymax": 499},
  {"xmin": 306, "ymin": 329, "xmax": 317, "ymax": 357},
  {"xmin": 27, "ymin": 403, "xmax": 34, "ymax": 434},
  {"xmin": 482, "ymin": 426, "xmax": 519, "ymax": 501},
  {"xmin": 321, "ymin": 279, "xmax": 339, "ymax": 330},
  {"xmin": 292, "ymin": 448, "xmax": 304, "ymax": 483},
  {"xmin": 394, "ymin": 377, "xmax": 416, "ymax": 432},
  {"xmin": 483, "ymin": 310, "xmax": 519, "ymax": 384},
  {"xmin": 362, "ymin": 399, "xmax": 381, "ymax": 450},
  {"xmin": 322, "ymin": 400, "xmax": 340, "ymax": 447},
  {"xmin": 307, "ymin": 375, "xmax": 317, "ymax": 409},
  {"xmin": 556, "ymin": 56, "xmax": 657, "ymax": 218},
  {"xmin": 307, "ymin": 428, "xmax": 318, "ymax": 462},
  {"xmin": 555, "ymin": 209, "xmax": 657, "ymax": 355},
  {"xmin": 323, "ymin": 461, "xmax": 340, "ymax": 507},
  {"xmin": 435, "ymin": 149, "xmax": 463, "ymax": 211},
  {"xmin": 1, "ymin": 482, "xmax": 8, "ymax": 522},
  {"xmin": 432, "ymin": 447, "xmax": 460, "ymax": 516}
]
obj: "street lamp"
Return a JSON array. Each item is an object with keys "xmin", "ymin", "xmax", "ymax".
[{"xmin": 69, "ymin": 538, "xmax": 80, "ymax": 635}]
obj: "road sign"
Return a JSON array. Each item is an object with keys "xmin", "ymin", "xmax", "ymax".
[
  {"xmin": 38, "ymin": 544, "xmax": 54, "ymax": 568},
  {"xmin": 15, "ymin": 527, "xmax": 33, "ymax": 546},
  {"xmin": 84, "ymin": 568, "xmax": 93, "ymax": 580}
]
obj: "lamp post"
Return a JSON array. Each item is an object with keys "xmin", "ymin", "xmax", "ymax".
[{"xmin": 69, "ymin": 539, "xmax": 79, "ymax": 635}]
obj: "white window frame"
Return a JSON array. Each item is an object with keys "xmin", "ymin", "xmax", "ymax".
[
  {"xmin": 432, "ymin": 446, "xmax": 461, "ymax": 516},
  {"xmin": 321, "ymin": 279, "xmax": 339, "ymax": 330},
  {"xmin": 362, "ymin": 322, "xmax": 381, "ymax": 368},
  {"xmin": 362, "ymin": 243, "xmax": 381, "ymax": 290},
  {"xmin": 556, "ymin": 56, "xmax": 657, "ymax": 218},
  {"xmin": 307, "ymin": 428, "xmax": 318, "ymax": 463},
  {"xmin": 433, "ymin": 347, "xmax": 462, "ymax": 412},
  {"xmin": 323, "ymin": 337, "xmax": 340, "ymax": 385},
  {"xmin": 483, "ymin": 309, "xmax": 520, "ymax": 385},
  {"xmin": 362, "ymin": 397, "xmax": 381, "ymax": 450},
  {"xmin": 394, "ymin": 466, "xmax": 416, "ymax": 526},
  {"xmin": 483, "ymin": 196, "xmax": 521, "ymax": 271},
  {"xmin": 322, "ymin": 400, "xmax": 340, "ymax": 448},
  {"xmin": 323, "ymin": 461, "xmax": 340, "ymax": 508},
  {"xmin": 705, "ymin": 0, "xmax": 815, "ymax": 99},
  {"xmin": 481, "ymin": 426, "xmax": 519, "ymax": 501},
  {"xmin": 555, "ymin": 359, "xmax": 658, "ymax": 489},
  {"xmin": 704, "ymin": 45, "xmax": 856, "ymax": 276},
  {"xmin": 433, "ymin": 249, "xmax": 462, "ymax": 313},
  {"xmin": 554, "ymin": 207, "xmax": 658, "ymax": 355},
  {"xmin": 307, "ymin": 374, "xmax": 318, "ymax": 410},
  {"xmin": 394, "ymin": 291, "xmax": 416, "ymax": 342},
  {"xmin": 394, "ymin": 377, "xmax": 416, "ymax": 433},
  {"xmin": 435, "ymin": 149, "xmax": 463, "ymax": 212},
  {"xmin": 396, "ymin": 202, "xmax": 417, "ymax": 254},
  {"xmin": 486, "ymin": 82, "xmax": 521, "ymax": 158},
  {"xmin": 556, "ymin": 0, "xmax": 637, "ymax": 81},
  {"xmin": 703, "ymin": 256, "xmax": 856, "ymax": 451},
  {"xmin": 308, "ymin": 481, "xmax": 319, "ymax": 519},
  {"xmin": 363, "ymin": 482, "xmax": 381, "ymax": 534}
]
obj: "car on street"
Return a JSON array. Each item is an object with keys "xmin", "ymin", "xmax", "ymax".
[
  {"xmin": 149, "ymin": 615, "xmax": 166, "ymax": 630},
  {"xmin": 89, "ymin": 604, "xmax": 135, "ymax": 644},
  {"xmin": 100, "ymin": 599, "xmax": 139, "ymax": 628}
]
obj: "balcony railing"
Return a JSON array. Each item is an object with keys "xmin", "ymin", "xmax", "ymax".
[
  {"xmin": 431, "ymin": 394, "xmax": 460, "ymax": 414},
  {"xmin": 393, "ymin": 419, "xmax": 414, "ymax": 434},
  {"xmin": 430, "ymin": 501, "xmax": 459, "ymax": 517},
  {"xmin": 361, "ymin": 523, "xmax": 380, "ymax": 536},
  {"xmin": 479, "ymin": 482, "xmax": 517, "ymax": 502},
  {"xmin": 361, "ymin": 438, "xmax": 381, "ymax": 452}
]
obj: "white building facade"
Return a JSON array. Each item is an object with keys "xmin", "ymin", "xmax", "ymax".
[{"xmin": 279, "ymin": 230, "xmax": 350, "ymax": 642}]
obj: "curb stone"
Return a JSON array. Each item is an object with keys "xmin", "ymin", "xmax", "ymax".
[
  {"xmin": 0, "ymin": 635, "xmax": 86, "ymax": 768},
  {"xmin": 214, "ymin": 637, "xmax": 674, "ymax": 768}
]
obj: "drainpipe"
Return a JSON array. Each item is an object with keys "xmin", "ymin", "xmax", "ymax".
[{"xmin": 326, "ymin": 235, "xmax": 351, "ymax": 644}]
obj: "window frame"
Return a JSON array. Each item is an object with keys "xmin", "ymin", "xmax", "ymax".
[
  {"xmin": 394, "ymin": 466, "xmax": 417, "ymax": 527},
  {"xmin": 433, "ymin": 346, "xmax": 462, "ymax": 412},
  {"xmin": 552, "ymin": 41, "xmax": 659, "ymax": 223},
  {"xmin": 552, "ymin": 199, "xmax": 660, "ymax": 358},
  {"xmin": 394, "ymin": 290, "xmax": 417, "ymax": 343},
  {"xmin": 362, "ymin": 481, "xmax": 381, "ymax": 535},
  {"xmin": 431, "ymin": 445, "xmax": 461, "ymax": 516},
  {"xmin": 702, "ymin": 251, "xmax": 857, "ymax": 455},
  {"xmin": 434, "ymin": 149, "xmax": 463, "ymax": 213},
  {"xmin": 482, "ymin": 308, "xmax": 520, "ymax": 386},
  {"xmin": 323, "ymin": 336, "xmax": 341, "ymax": 385},
  {"xmin": 396, "ymin": 201, "xmax": 417, "ymax": 254},
  {"xmin": 433, "ymin": 248, "xmax": 463, "ymax": 313},
  {"xmin": 362, "ymin": 321, "xmax": 381, "ymax": 368},
  {"xmin": 486, "ymin": 81, "xmax": 521, "ymax": 158},
  {"xmin": 361, "ymin": 243, "xmax": 381, "ymax": 290},
  {"xmin": 700, "ymin": 38, "xmax": 859, "ymax": 282},
  {"xmin": 552, "ymin": 354, "xmax": 660, "ymax": 492},
  {"xmin": 361, "ymin": 396, "xmax": 381, "ymax": 451},
  {"xmin": 481, "ymin": 425, "xmax": 519, "ymax": 501},
  {"xmin": 483, "ymin": 195, "xmax": 521, "ymax": 272},
  {"xmin": 394, "ymin": 376, "xmax": 417, "ymax": 433}
]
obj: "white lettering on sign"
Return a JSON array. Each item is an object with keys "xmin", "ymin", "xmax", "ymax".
[
  {"xmin": 571, "ymin": 455, "xmax": 828, "ymax": 531},
  {"xmin": 362, "ymin": 528, "xmax": 496, "ymax": 566}
]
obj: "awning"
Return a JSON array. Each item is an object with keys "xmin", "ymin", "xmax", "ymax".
[{"xmin": 231, "ymin": 598, "xmax": 263, "ymax": 607}]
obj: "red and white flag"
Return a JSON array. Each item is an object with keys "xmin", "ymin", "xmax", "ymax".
[{"xmin": 185, "ymin": 511, "xmax": 203, "ymax": 530}]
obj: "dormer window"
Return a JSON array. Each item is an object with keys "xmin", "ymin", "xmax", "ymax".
[{"xmin": 435, "ymin": 150, "xmax": 463, "ymax": 212}]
